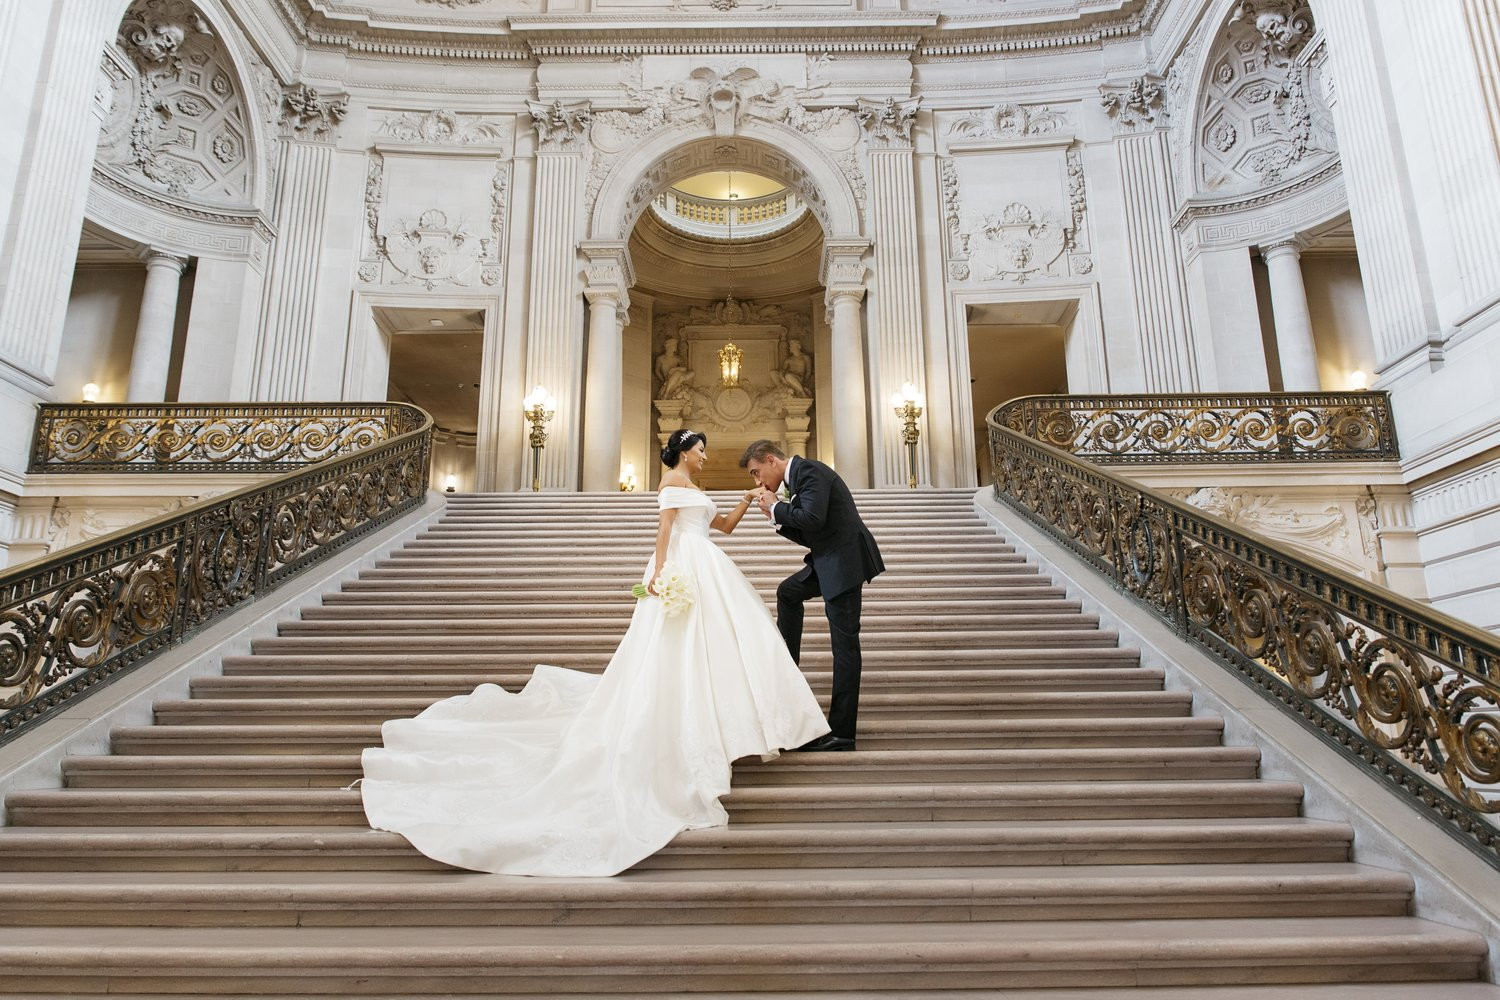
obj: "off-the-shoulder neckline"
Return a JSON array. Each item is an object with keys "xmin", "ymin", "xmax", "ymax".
[{"xmin": 657, "ymin": 484, "xmax": 705, "ymax": 493}]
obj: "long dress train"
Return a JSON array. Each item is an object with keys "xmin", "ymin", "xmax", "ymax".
[{"xmin": 359, "ymin": 486, "xmax": 830, "ymax": 876}]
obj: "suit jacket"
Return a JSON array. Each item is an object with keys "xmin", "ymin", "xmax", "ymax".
[{"xmin": 772, "ymin": 457, "xmax": 885, "ymax": 599}]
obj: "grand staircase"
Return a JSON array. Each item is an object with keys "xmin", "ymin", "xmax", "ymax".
[{"xmin": 0, "ymin": 489, "xmax": 1494, "ymax": 996}]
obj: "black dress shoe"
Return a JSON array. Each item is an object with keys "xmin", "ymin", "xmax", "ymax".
[{"xmin": 794, "ymin": 734, "xmax": 855, "ymax": 752}]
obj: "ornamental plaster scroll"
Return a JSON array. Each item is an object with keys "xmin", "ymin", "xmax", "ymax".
[
  {"xmin": 1100, "ymin": 75, "xmax": 1166, "ymax": 134},
  {"xmin": 583, "ymin": 57, "xmax": 865, "ymax": 233},
  {"xmin": 1193, "ymin": 1, "xmax": 1334, "ymax": 196},
  {"xmin": 947, "ymin": 102, "xmax": 1071, "ymax": 144},
  {"xmin": 527, "ymin": 99, "xmax": 592, "ymax": 148},
  {"xmin": 377, "ymin": 109, "xmax": 512, "ymax": 147},
  {"xmin": 856, "ymin": 96, "xmax": 920, "ymax": 148},
  {"xmin": 97, "ymin": 0, "xmax": 256, "ymax": 206}
]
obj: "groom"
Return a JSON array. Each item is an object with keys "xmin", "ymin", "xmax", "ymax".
[{"xmin": 740, "ymin": 440, "xmax": 884, "ymax": 752}]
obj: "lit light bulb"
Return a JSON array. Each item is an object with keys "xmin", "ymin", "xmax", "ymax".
[
  {"xmin": 444, "ymin": 474, "xmax": 458, "ymax": 493},
  {"xmin": 81, "ymin": 382, "xmax": 100, "ymax": 403},
  {"xmin": 1348, "ymin": 370, "xmax": 1368, "ymax": 390}
]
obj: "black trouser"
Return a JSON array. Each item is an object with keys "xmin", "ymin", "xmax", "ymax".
[{"xmin": 777, "ymin": 565, "xmax": 863, "ymax": 740}]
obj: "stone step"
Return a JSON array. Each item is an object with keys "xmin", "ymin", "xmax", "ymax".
[
  {"xmin": 111, "ymin": 716, "xmax": 1224, "ymax": 756},
  {"xmin": 334, "ymin": 580, "xmax": 1068, "ymax": 598},
  {"xmin": 0, "ymin": 918, "xmax": 1481, "ymax": 993},
  {"xmin": 150, "ymin": 689, "xmax": 1187, "ymax": 726},
  {"xmin": 39, "ymin": 987, "xmax": 1499, "ymax": 1000},
  {"xmin": 246, "ymin": 629, "xmax": 1123, "ymax": 655},
  {"xmin": 60, "ymin": 747, "xmax": 1260, "ymax": 790},
  {"xmin": 216, "ymin": 646, "xmax": 1146, "ymax": 674},
  {"xmin": 199, "ymin": 667, "xmax": 1163, "ymax": 697},
  {"xmin": 303, "ymin": 596, "xmax": 1087, "ymax": 617},
  {"xmin": 3, "ymin": 781, "xmax": 1304, "ymax": 827},
  {"xmin": 0, "ymin": 863, "xmax": 1409, "ymax": 928},
  {"xmin": 274, "ymin": 611, "xmax": 1102, "ymax": 636},
  {"xmin": 0, "ymin": 817, "xmax": 1355, "ymax": 872},
  {"xmin": 361, "ymin": 560, "xmax": 1037, "ymax": 576}
]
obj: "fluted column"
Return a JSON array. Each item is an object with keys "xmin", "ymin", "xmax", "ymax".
[
  {"xmin": 1315, "ymin": 0, "xmax": 1441, "ymax": 373},
  {"xmin": 1100, "ymin": 79, "xmax": 1200, "ymax": 391},
  {"xmin": 857, "ymin": 98, "xmax": 939, "ymax": 487},
  {"xmin": 579, "ymin": 243, "xmax": 632, "ymax": 492},
  {"xmin": 522, "ymin": 101, "xmax": 591, "ymax": 490},
  {"xmin": 1261, "ymin": 239, "xmax": 1321, "ymax": 390},
  {"xmin": 1464, "ymin": 0, "xmax": 1500, "ymax": 161},
  {"xmin": 126, "ymin": 251, "xmax": 189, "ymax": 402},
  {"xmin": 0, "ymin": 3, "xmax": 118, "ymax": 383},
  {"xmin": 827, "ymin": 288, "xmax": 871, "ymax": 489},
  {"xmin": 252, "ymin": 85, "xmax": 348, "ymax": 401}
]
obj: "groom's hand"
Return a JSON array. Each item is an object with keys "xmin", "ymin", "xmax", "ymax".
[{"xmin": 755, "ymin": 489, "xmax": 777, "ymax": 518}]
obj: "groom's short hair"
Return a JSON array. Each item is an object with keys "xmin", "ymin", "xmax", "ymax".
[{"xmin": 739, "ymin": 439, "xmax": 785, "ymax": 468}]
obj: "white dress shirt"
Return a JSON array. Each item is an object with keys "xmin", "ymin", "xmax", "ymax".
[{"xmin": 769, "ymin": 455, "xmax": 800, "ymax": 531}]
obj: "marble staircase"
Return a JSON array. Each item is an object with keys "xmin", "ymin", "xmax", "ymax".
[{"xmin": 0, "ymin": 489, "xmax": 1494, "ymax": 996}]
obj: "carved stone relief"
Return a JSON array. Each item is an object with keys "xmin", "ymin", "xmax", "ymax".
[
  {"xmin": 652, "ymin": 297, "xmax": 814, "ymax": 439},
  {"xmin": 96, "ymin": 0, "xmax": 255, "ymax": 205},
  {"xmin": 583, "ymin": 57, "xmax": 864, "ymax": 231},
  {"xmin": 856, "ymin": 97, "xmax": 920, "ymax": 148},
  {"xmin": 279, "ymin": 84, "xmax": 348, "ymax": 141},
  {"xmin": 1194, "ymin": 1, "xmax": 1334, "ymax": 194},
  {"xmin": 378, "ymin": 109, "xmax": 512, "ymax": 147},
  {"xmin": 359, "ymin": 142, "xmax": 509, "ymax": 288},
  {"xmin": 1176, "ymin": 486, "xmax": 1375, "ymax": 578},
  {"xmin": 939, "ymin": 144, "xmax": 1090, "ymax": 284},
  {"xmin": 1100, "ymin": 76, "xmax": 1166, "ymax": 134},
  {"xmin": 947, "ymin": 103, "xmax": 1070, "ymax": 143},
  {"xmin": 526, "ymin": 99, "xmax": 592, "ymax": 148}
]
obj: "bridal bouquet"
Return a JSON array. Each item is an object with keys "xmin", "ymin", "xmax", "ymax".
[{"xmin": 631, "ymin": 563, "xmax": 696, "ymax": 617}]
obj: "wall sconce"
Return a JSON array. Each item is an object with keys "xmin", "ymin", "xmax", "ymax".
[
  {"xmin": 444, "ymin": 474, "xmax": 458, "ymax": 494},
  {"xmin": 522, "ymin": 384, "xmax": 556, "ymax": 493},
  {"xmin": 718, "ymin": 342, "xmax": 742, "ymax": 387},
  {"xmin": 81, "ymin": 383, "xmax": 100, "ymax": 404},
  {"xmin": 890, "ymin": 380, "xmax": 925, "ymax": 490},
  {"xmin": 1348, "ymin": 369, "xmax": 1368, "ymax": 391},
  {"xmin": 620, "ymin": 462, "xmax": 638, "ymax": 492}
]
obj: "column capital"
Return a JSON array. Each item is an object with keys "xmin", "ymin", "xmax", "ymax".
[
  {"xmin": 820, "ymin": 238, "xmax": 870, "ymax": 299},
  {"xmin": 856, "ymin": 96, "xmax": 921, "ymax": 149},
  {"xmin": 138, "ymin": 249, "xmax": 190, "ymax": 273},
  {"xmin": 527, "ymin": 99, "xmax": 592, "ymax": 150},
  {"xmin": 1260, "ymin": 234, "xmax": 1308, "ymax": 260},
  {"xmin": 1099, "ymin": 75, "xmax": 1167, "ymax": 135},
  {"xmin": 580, "ymin": 240, "xmax": 633, "ymax": 310},
  {"xmin": 278, "ymin": 84, "xmax": 349, "ymax": 143}
]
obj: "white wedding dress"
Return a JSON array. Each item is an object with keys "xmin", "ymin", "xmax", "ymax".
[{"xmin": 360, "ymin": 486, "xmax": 830, "ymax": 876}]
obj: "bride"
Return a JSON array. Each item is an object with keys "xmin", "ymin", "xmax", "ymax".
[{"xmin": 360, "ymin": 428, "xmax": 831, "ymax": 876}]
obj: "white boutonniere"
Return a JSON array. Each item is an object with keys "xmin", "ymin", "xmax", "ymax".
[{"xmin": 778, "ymin": 484, "xmax": 794, "ymax": 502}]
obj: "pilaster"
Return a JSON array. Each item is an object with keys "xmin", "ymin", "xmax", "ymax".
[
  {"xmin": 252, "ymin": 84, "xmax": 348, "ymax": 401},
  {"xmin": 521, "ymin": 101, "xmax": 590, "ymax": 491},
  {"xmin": 1101, "ymin": 79, "xmax": 1199, "ymax": 392},
  {"xmin": 857, "ymin": 98, "xmax": 937, "ymax": 489},
  {"xmin": 1315, "ymin": 0, "xmax": 1441, "ymax": 376}
]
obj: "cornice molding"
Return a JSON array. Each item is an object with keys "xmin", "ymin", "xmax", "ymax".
[{"xmin": 258, "ymin": 0, "xmax": 1172, "ymax": 65}]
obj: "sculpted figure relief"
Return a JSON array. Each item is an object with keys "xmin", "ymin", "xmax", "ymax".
[
  {"xmin": 779, "ymin": 337, "xmax": 813, "ymax": 398},
  {"xmin": 655, "ymin": 336, "xmax": 693, "ymax": 401}
]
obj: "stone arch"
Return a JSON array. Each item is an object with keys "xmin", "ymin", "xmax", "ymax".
[
  {"xmin": 1183, "ymin": 0, "xmax": 1337, "ymax": 200},
  {"xmin": 96, "ymin": 0, "xmax": 274, "ymax": 215},
  {"xmin": 587, "ymin": 119, "xmax": 865, "ymax": 245}
]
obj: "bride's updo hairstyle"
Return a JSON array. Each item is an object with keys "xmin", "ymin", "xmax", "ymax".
[{"xmin": 660, "ymin": 429, "xmax": 708, "ymax": 468}]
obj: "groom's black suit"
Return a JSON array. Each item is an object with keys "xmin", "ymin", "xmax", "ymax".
[{"xmin": 771, "ymin": 457, "xmax": 884, "ymax": 740}]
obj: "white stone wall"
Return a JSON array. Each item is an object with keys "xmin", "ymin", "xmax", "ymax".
[{"xmin": 0, "ymin": 0, "xmax": 1496, "ymax": 625}]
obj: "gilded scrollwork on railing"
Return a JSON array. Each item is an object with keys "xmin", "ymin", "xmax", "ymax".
[
  {"xmin": 993, "ymin": 392, "xmax": 1398, "ymax": 463},
  {"xmin": 29, "ymin": 403, "xmax": 426, "ymax": 473},
  {"xmin": 1, "ymin": 403, "xmax": 432, "ymax": 745},
  {"xmin": 987, "ymin": 409, "xmax": 1500, "ymax": 865}
]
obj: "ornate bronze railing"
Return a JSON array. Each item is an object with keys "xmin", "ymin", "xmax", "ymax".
[
  {"xmin": 987, "ymin": 407, "xmax": 1500, "ymax": 867},
  {"xmin": 1, "ymin": 403, "xmax": 433, "ymax": 746},
  {"xmin": 29, "ymin": 403, "xmax": 426, "ymax": 473},
  {"xmin": 993, "ymin": 392, "xmax": 1399, "ymax": 463}
]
